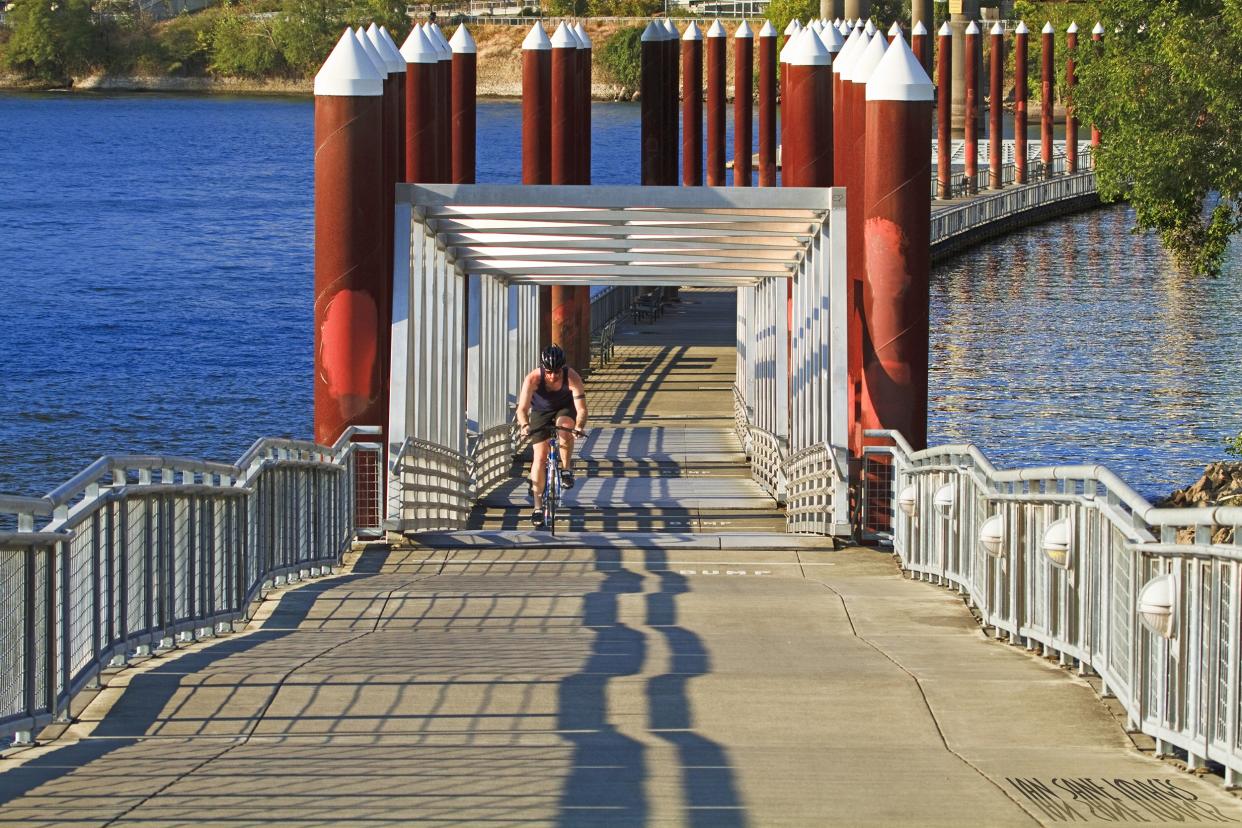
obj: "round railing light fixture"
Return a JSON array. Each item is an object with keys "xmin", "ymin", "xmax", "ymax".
[
  {"xmin": 978, "ymin": 514, "xmax": 1005, "ymax": 558},
  {"xmin": 1042, "ymin": 518, "xmax": 1073, "ymax": 569},
  {"xmin": 1138, "ymin": 573, "xmax": 1177, "ymax": 640},
  {"xmin": 898, "ymin": 485, "xmax": 917, "ymax": 517},
  {"xmin": 933, "ymin": 484, "xmax": 955, "ymax": 519}
]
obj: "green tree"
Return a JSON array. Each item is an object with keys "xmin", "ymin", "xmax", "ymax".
[
  {"xmin": 272, "ymin": 0, "xmax": 341, "ymax": 75},
  {"xmin": 209, "ymin": 2, "xmax": 282, "ymax": 76},
  {"xmin": 597, "ymin": 25, "xmax": 642, "ymax": 92},
  {"xmin": 765, "ymin": 0, "xmax": 815, "ymax": 41},
  {"xmin": 4, "ymin": 0, "xmax": 100, "ymax": 81},
  {"xmin": 1074, "ymin": 0, "xmax": 1242, "ymax": 275}
]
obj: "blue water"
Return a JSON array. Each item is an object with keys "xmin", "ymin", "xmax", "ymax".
[{"xmin": 0, "ymin": 93, "xmax": 1238, "ymax": 500}]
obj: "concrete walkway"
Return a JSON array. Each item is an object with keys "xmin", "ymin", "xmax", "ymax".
[{"xmin": 2, "ymin": 545, "xmax": 1238, "ymax": 826}]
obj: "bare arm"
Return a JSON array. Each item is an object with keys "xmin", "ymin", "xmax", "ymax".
[
  {"xmin": 515, "ymin": 371, "xmax": 537, "ymax": 430},
  {"xmin": 568, "ymin": 369, "xmax": 588, "ymax": 430}
]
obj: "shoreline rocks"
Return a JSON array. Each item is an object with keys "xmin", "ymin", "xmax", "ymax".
[{"xmin": 1156, "ymin": 461, "xmax": 1241, "ymax": 544}]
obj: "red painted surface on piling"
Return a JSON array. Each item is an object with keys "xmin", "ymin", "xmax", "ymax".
[
  {"xmin": 682, "ymin": 36, "xmax": 703, "ymax": 185},
  {"xmin": 783, "ymin": 62, "xmax": 831, "ymax": 187},
  {"xmin": 522, "ymin": 49, "xmax": 551, "ymax": 185},
  {"xmin": 846, "ymin": 75, "xmax": 868, "ymax": 455},
  {"xmin": 641, "ymin": 37, "xmax": 661, "ymax": 185},
  {"xmin": 734, "ymin": 34, "xmax": 754, "ymax": 186},
  {"xmin": 964, "ymin": 27, "xmax": 978, "ymax": 190},
  {"xmin": 1090, "ymin": 29, "xmax": 1101, "ymax": 148},
  {"xmin": 1042, "ymin": 28, "xmax": 1054, "ymax": 166},
  {"xmin": 551, "ymin": 41, "xmax": 575, "ymax": 186},
  {"xmin": 314, "ymin": 95, "xmax": 386, "ymax": 446},
  {"xmin": 666, "ymin": 32, "xmax": 680, "ymax": 184},
  {"xmin": 862, "ymin": 95, "xmax": 933, "ymax": 450},
  {"xmin": 451, "ymin": 51, "xmax": 476, "ymax": 183},
  {"xmin": 989, "ymin": 29, "xmax": 1003, "ymax": 189},
  {"xmin": 706, "ymin": 33, "xmax": 726, "ymax": 186},
  {"xmin": 1015, "ymin": 29, "xmax": 1027, "ymax": 184},
  {"xmin": 1066, "ymin": 28, "xmax": 1078, "ymax": 173},
  {"xmin": 912, "ymin": 30, "xmax": 928, "ymax": 75},
  {"xmin": 758, "ymin": 31, "xmax": 777, "ymax": 186},
  {"xmin": 406, "ymin": 62, "xmax": 436, "ymax": 182},
  {"xmin": 936, "ymin": 31, "xmax": 951, "ymax": 198}
]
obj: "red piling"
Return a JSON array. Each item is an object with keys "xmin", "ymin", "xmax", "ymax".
[
  {"xmin": 757, "ymin": 21, "xmax": 776, "ymax": 186},
  {"xmin": 314, "ymin": 30, "xmax": 386, "ymax": 447},
  {"xmin": 936, "ymin": 23, "xmax": 951, "ymax": 198},
  {"xmin": 450, "ymin": 25, "xmax": 477, "ymax": 184},
  {"xmin": 963, "ymin": 21, "xmax": 979, "ymax": 193},
  {"xmin": 402, "ymin": 26, "xmax": 438, "ymax": 183},
  {"xmin": 641, "ymin": 22, "xmax": 663, "ymax": 185},
  {"xmin": 1014, "ymin": 22, "xmax": 1028, "ymax": 184},
  {"xmin": 1090, "ymin": 23, "xmax": 1102, "ymax": 149},
  {"xmin": 1066, "ymin": 22, "xmax": 1078, "ymax": 173},
  {"xmin": 682, "ymin": 22, "xmax": 704, "ymax": 185},
  {"xmin": 733, "ymin": 21, "xmax": 755, "ymax": 186},
  {"xmin": 576, "ymin": 22, "xmax": 593, "ymax": 183},
  {"xmin": 833, "ymin": 25, "xmax": 863, "ymax": 192},
  {"xmin": 521, "ymin": 24, "xmax": 552, "ymax": 346},
  {"xmin": 706, "ymin": 20, "xmax": 727, "ymax": 186},
  {"xmin": 988, "ymin": 22, "xmax": 1003, "ymax": 190},
  {"xmin": 1041, "ymin": 21, "xmax": 1054, "ymax": 172},
  {"xmin": 664, "ymin": 19, "xmax": 680, "ymax": 185},
  {"xmin": 783, "ymin": 28, "xmax": 832, "ymax": 187},
  {"xmin": 911, "ymin": 20, "xmax": 929, "ymax": 75},
  {"xmin": 887, "ymin": 21, "xmax": 901, "ymax": 44},
  {"xmin": 380, "ymin": 27, "xmax": 406, "ymax": 183},
  {"xmin": 861, "ymin": 34, "xmax": 934, "ymax": 449}
]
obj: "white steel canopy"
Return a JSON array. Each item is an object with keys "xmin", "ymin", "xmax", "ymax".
[{"xmin": 397, "ymin": 183, "xmax": 841, "ymax": 286}]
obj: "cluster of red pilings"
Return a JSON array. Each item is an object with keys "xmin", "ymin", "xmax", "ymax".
[{"xmin": 313, "ymin": 16, "xmax": 1102, "ymax": 481}]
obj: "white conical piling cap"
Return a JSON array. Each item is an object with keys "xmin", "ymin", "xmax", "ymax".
[
  {"xmin": 833, "ymin": 24, "xmax": 864, "ymax": 74},
  {"xmin": 574, "ymin": 22, "xmax": 591, "ymax": 48},
  {"xmin": 1092, "ymin": 22, "xmax": 1104, "ymax": 34},
  {"xmin": 663, "ymin": 19, "xmax": 678, "ymax": 39},
  {"xmin": 964, "ymin": 20, "xmax": 979, "ymax": 35},
  {"xmin": 818, "ymin": 19, "xmax": 845, "ymax": 52},
  {"xmin": 866, "ymin": 32, "xmax": 933, "ymax": 100},
  {"xmin": 854, "ymin": 18, "xmax": 864, "ymax": 32},
  {"xmin": 684, "ymin": 21, "xmax": 703, "ymax": 40},
  {"xmin": 784, "ymin": 19, "xmax": 801, "ymax": 35},
  {"xmin": 367, "ymin": 23, "xmax": 405, "ymax": 73},
  {"xmin": 425, "ymin": 22, "xmax": 451, "ymax": 60},
  {"xmin": 641, "ymin": 21, "xmax": 662, "ymax": 41},
  {"xmin": 990, "ymin": 21, "xmax": 1003, "ymax": 35},
  {"xmin": 380, "ymin": 26, "xmax": 402, "ymax": 57},
  {"xmin": 789, "ymin": 25, "xmax": 831, "ymax": 65},
  {"xmin": 1014, "ymin": 21, "xmax": 1027, "ymax": 34},
  {"xmin": 316, "ymin": 28, "xmax": 384, "ymax": 96},
  {"xmin": 846, "ymin": 27, "xmax": 886, "ymax": 83},
  {"xmin": 810, "ymin": 18, "xmax": 824, "ymax": 32},
  {"xmin": 888, "ymin": 21, "xmax": 901, "ymax": 36},
  {"xmin": 758, "ymin": 20, "xmax": 776, "ymax": 37},
  {"xmin": 450, "ymin": 24, "xmax": 477, "ymax": 54},
  {"xmin": 779, "ymin": 28, "xmax": 799, "ymax": 62},
  {"xmin": 1042, "ymin": 21, "xmax": 1055, "ymax": 34},
  {"xmin": 707, "ymin": 19, "xmax": 727, "ymax": 37},
  {"xmin": 1067, "ymin": 21, "xmax": 1079, "ymax": 33},
  {"xmin": 912, "ymin": 20, "xmax": 927, "ymax": 35},
  {"xmin": 354, "ymin": 27, "xmax": 388, "ymax": 77},
  {"xmin": 523, "ymin": 22, "xmax": 551, "ymax": 50},
  {"xmin": 864, "ymin": 20, "xmax": 877, "ymax": 36},
  {"xmin": 938, "ymin": 21, "xmax": 952, "ymax": 36},
  {"xmin": 399, "ymin": 23, "xmax": 437, "ymax": 64},
  {"xmin": 551, "ymin": 21, "xmax": 576, "ymax": 48},
  {"xmin": 735, "ymin": 20, "xmax": 753, "ymax": 38},
  {"xmin": 838, "ymin": 20, "xmax": 850, "ymax": 36}
]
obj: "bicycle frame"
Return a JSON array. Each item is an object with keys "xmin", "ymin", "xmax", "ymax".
[{"xmin": 542, "ymin": 431, "xmax": 563, "ymax": 534}]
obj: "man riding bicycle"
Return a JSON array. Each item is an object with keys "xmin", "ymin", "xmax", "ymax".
[{"xmin": 516, "ymin": 344, "xmax": 588, "ymax": 529}]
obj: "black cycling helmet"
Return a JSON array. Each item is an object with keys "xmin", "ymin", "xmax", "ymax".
[{"xmin": 540, "ymin": 344, "xmax": 566, "ymax": 371}]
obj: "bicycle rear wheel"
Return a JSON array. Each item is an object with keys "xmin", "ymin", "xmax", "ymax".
[{"xmin": 544, "ymin": 454, "xmax": 559, "ymax": 535}]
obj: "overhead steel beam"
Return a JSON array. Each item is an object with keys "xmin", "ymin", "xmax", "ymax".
[{"xmin": 401, "ymin": 182, "xmax": 839, "ymax": 210}]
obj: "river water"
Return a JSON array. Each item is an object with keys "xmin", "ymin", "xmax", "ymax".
[{"xmin": 0, "ymin": 93, "xmax": 1238, "ymax": 500}]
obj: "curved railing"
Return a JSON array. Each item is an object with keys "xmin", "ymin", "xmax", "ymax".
[
  {"xmin": 864, "ymin": 428, "xmax": 1242, "ymax": 784},
  {"xmin": 0, "ymin": 426, "xmax": 382, "ymax": 746},
  {"xmin": 784, "ymin": 443, "xmax": 846, "ymax": 535},
  {"xmin": 931, "ymin": 170, "xmax": 1099, "ymax": 249}
]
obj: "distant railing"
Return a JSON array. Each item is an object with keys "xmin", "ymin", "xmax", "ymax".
[
  {"xmin": 0, "ymin": 426, "xmax": 382, "ymax": 746},
  {"xmin": 387, "ymin": 437, "xmax": 474, "ymax": 533},
  {"xmin": 932, "ymin": 147, "xmax": 1094, "ymax": 200},
  {"xmin": 590, "ymin": 285, "xmax": 642, "ymax": 335},
  {"xmin": 784, "ymin": 442, "xmax": 845, "ymax": 535},
  {"xmin": 864, "ymin": 428, "xmax": 1242, "ymax": 785},
  {"xmin": 931, "ymin": 170, "xmax": 1098, "ymax": 248}
]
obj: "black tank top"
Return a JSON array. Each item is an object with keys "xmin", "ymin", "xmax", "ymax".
[{"xmin": 532, "ymin": 368, "xmax": 573, "ymax": 412}]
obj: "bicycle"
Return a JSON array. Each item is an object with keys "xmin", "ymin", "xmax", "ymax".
[{"xmin": 536, "ymin": 425, "xmax": 584, "ymax": 535}]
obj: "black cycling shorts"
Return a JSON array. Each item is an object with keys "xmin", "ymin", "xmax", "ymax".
[{"xmin": 529, "ymin": 406, "xmax": 577, "ymax": 443}]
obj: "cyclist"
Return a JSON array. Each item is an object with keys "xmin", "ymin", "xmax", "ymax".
[{"xmin": 516, "ymin": 344, "xmax": 588, "ymax": 528}]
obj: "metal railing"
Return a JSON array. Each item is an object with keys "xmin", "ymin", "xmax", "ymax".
[
  {"xmin": 0, "ymin": 427, "xmax": 382, "ymax": 745},
  {"xmin": 932, "ymin": 147, "xmax": 1094, "ymax": 200},
  {"xmin": 931, "ymin": 170, "xmax": 1099, "ymax": 247},
  {"xmin": 590, "ymin": 285, "xmax": 642, "ymax": 335},
  {"xmin": 784, "ymin": 442, "xmax": 845, "ymax": 535},
  {"xmin": 387, "ymin": 437, "xmax": 474, "ymax": 533},
  {"xmin": 864, "ymin": 428, "xmax": 1242, "ymax": 784}
]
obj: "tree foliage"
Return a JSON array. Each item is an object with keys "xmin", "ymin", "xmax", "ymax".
[
  {"xmin": 4, "ymin": 0, "xmax": 101, "ymax": 81},
  {"xmin": 596, "ymin": 25, "xmax": 641, "ymax": 92},
  {"xmin": 1074, "ymin": 0, "xmax": 1242, "ymax": 275}
]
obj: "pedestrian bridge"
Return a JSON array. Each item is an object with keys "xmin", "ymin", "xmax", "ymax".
[{"xmin": 3, "ymin": 284, "xmax": 1242, "ymax": 823}]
